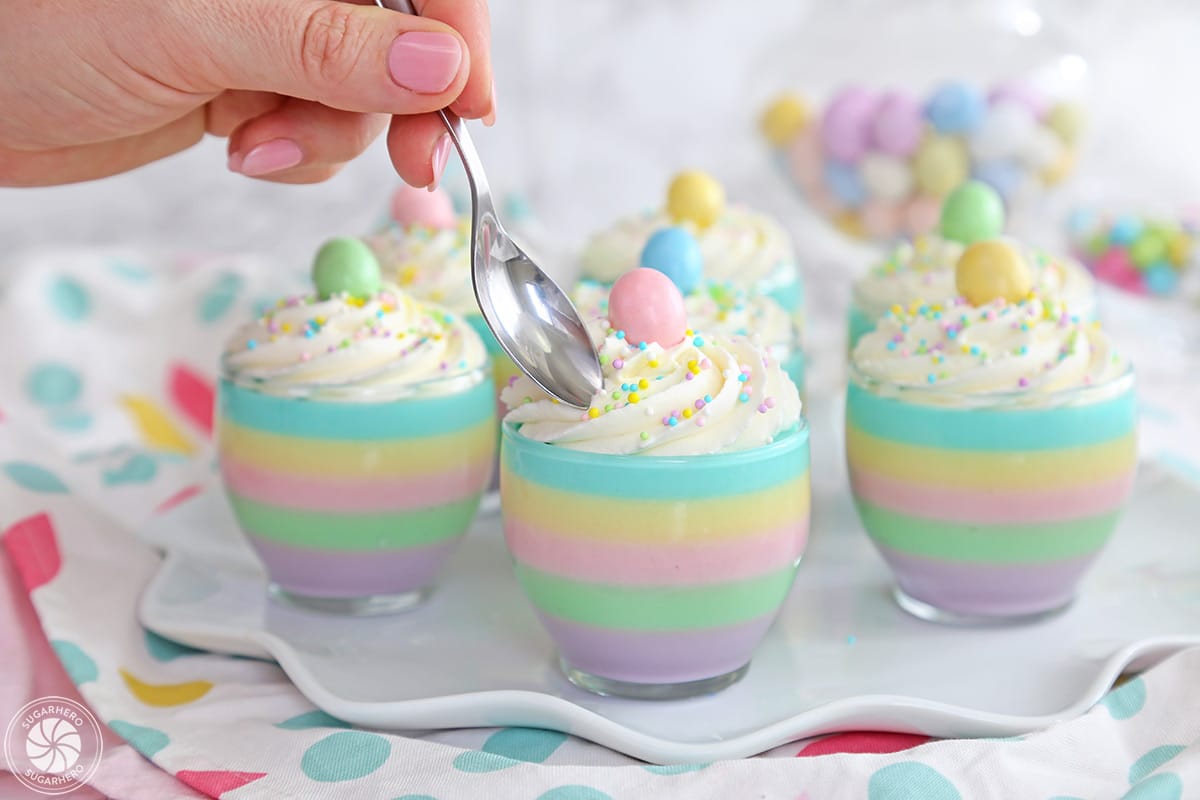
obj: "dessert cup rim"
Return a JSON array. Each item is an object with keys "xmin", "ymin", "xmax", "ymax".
[
  {"xmin": 501, "ymin": 417, "xmax": 809, "ymax": 466},
  {"xmin": 846, "ymin": 361, "xmax": 1135, "ymax": 408},
  {"xmin": 218, "ymin": 358, "xmax": 491, "ymax": 402}
]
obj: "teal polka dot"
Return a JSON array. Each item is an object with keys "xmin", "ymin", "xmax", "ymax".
[
  {"xmin": 301, "ymin": 731, "xmax": 390, "ymax": 782},
  {"xmin": 643, "ymin": 763, "xmax": 709, "ymax": 775},
  {"xmin": 276, "ymin": 710, "xmax": 351, "ymax": 730},
  {"xmin": 144, "ymin": 630, "xmax": 203, "ymax": 662},
  {"xmin": 109, "ymin": 720, "xmax": 169, "ymax": 757},
  {"xmin": 453, "ymin": 728, "xmax": 568, "ymax": 773},
  {"xmin": 1129, "ymin": 746, "xmax": 1185, "ymax": 784},
  {"xmin": 26, "ymin": 364, "xmax": 82, "ymax": 407},
  {"xmin": 110, "ymin": 261, "xmax": 152, "ymax": 282},
  {"xmin": 868, "ymin": 762, "xmax": 961, "ymax": 800},
  {"xmin": 1124, "ymin": 773, "xmax": 1183, "ymax": 800},
  {"xmin": 3, "ymin": 462, "xmax": 68, "ymax": 493},
  {"xmin": 51, "ymin": 640, "xmax": 97, "ymax": 684},
  {"xmin": 199, "ymin": 273, "xmax": 243, "ymax": 323},
  {"xmin": 48, "ymin": 276, "xmax": 90, "ymax": 321},
  {"xmin": 1101, "ymin": 677, "xmax": 1146, "ymax": 720},
  {"xmin": 536, "ymin": 787, "xmax": 613, "ymax": 800},
  {"xmin": 102, "ymin": 453, "xmax": 158, "ymax": 486},
  {"xmin": 49, "ymin": 409, "xmax": 93, "ymax": 432}
]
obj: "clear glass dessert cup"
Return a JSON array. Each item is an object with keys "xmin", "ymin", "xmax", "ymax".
[
  {"xmin": 216, "ymin": 362, "xmax": 495, "ymax": 615},
  {"xmin": 845, "ymin": 365, "xmax": 1137, "ymax": 624},
  {"xmin": 499, "ymin": 419, "xmax": 811, "ymax": 699}
]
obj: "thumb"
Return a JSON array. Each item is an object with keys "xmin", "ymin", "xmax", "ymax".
[{"xmin": 190, "ymin": 0, "xmax": 471, "ymax": 115}]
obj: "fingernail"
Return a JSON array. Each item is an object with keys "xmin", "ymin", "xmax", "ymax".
[
  {"xmin": 235, "ymin": 139, "xmax": 303, "ymax": 176},
  {"xmin": 388, "ymin": 32, "xmax": 463, "ymax": 94},
  {"xmin": 483, "ymin": 78, "xmax": 497, "ymax": 127},
  {"xmin": 428, "ymin": 133, "xmax": 451, "ymax": 191}
]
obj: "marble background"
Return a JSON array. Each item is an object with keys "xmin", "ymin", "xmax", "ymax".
[{"xmin": 1, "ymin": 0, "xmax": 1198, "ymax": 287}]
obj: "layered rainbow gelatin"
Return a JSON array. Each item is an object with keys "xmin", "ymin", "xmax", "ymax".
[
  {"xmin": 847, "ymin": 238, "xmax": 1136, "ymax": 622},
  {"xmin": 218, "ymin": 239, "xmax": 494, "ymax": 614},
  {"xmin": 501, "ymin": 267, "xmax": 809, "ymax": 697}
]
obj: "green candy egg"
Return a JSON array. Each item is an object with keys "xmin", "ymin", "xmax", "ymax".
[
  {"xmin": 312, "ymin": 238, "xmax": 382, "ymax": 300},
  {"xmin": 1129, "ymin": 229, "xmax": 1168, "ymax": 269},
  {"xmin": 939, "ymin": 181, "xmax": 1005, "ymax": 245}
]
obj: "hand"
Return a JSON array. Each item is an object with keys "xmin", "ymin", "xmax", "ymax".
[{"xmin": 0, "ymin": 0, "xmax": 493, "ymax": 187}]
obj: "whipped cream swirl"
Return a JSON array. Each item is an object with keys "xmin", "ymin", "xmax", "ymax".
[
  {"xmin": 502, "ymin": 324, "xmax": 801, "ymax": 455},
  {"xmin": 223, "ymin": 287, "xmax": 487, "ymax": 393},
  {"xmin": 852, "ymin": 294, "xmax": 1129, "ymax": 403},
  {"xmin": 855, "ymin": 234, "xmax": 1097, "ymax": 320},
  {"xmin": 581, "ymin": 206, "xmax": 795, "ymax": 288},
  {"xmin": 364, "ymin": 222, "xmax": 476, "ymax": 315}
]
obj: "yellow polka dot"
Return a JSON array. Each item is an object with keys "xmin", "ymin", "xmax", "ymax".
[
  {"xmin": 121, "ymin": 397, "xmax": 194, "ymax": 455},
  {"xmin": 120, "ymin": 670, "xmax": 212, "ymax": 707}
]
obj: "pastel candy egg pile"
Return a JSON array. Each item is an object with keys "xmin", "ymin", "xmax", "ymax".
[
  {"xmin": 761, "ymin": 82, "xmax": 1084, "ymax": 242},
  {"xmin": 1066, "ymin": 210, "xmax": 1196, "ymax": 297}
]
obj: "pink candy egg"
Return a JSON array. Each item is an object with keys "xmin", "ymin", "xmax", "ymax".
[
  {"xmin": 607, "ymin": 268, "xmax": 688, "ymax": 347},
  {"xmin": 903, "ymin": 195, "xmax": 942, "ymax": 236},
  {"xmin": 391, "ymin": 184, "xmax": 458, "ymax": 230},
  {"xmin": 870, "ymin": 90, "xmax": 924, "ymax": 157},
  {"xmin": 820, "ymin": 87, "xmax": 879, "ymax": 163},
  {"xmin": 1093, "ymin": 248, "xmax": 1146, "ymax": 294},
  {"xmin": 861, "ymin": 199, "xmax": 902, "ymax": 239}
]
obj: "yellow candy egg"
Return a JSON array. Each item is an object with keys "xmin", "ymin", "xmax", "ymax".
[
  {"xmin": 1046, "ymin": 101, "xmax": 1086, "ymax": 146},
  {"xmin": 1168, "ymin": 231, "xmax": 1193, "ymax": 266},
  {"xmin": 955, "ymin": 241, "xmax": 1033, "ymax": 306},
  {"xmin": 1040, "ymin": 148, "xmax": 1076, "ymax": 186},
  {"xmin": 913, "ymin": 136, "xmax": 969, "ymax": 197},
  {"xmin": 833, "ymin": 210, "xmax": 866, "ymax": 240},
  {"xmin": 667, "ymin": 170, "xmax": 725, "ymax": 229},
  {"xmin": 760, "ymin": 93, "xmax": 811, "ymax": 146}
]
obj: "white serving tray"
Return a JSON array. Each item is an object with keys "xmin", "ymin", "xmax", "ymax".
[{"xmin": 138, "ymin": 414, "xmax": 1200, "ymax": 765}]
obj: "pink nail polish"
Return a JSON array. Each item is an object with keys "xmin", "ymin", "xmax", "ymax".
[
  {"xmin": 388, "ymin": 32, "xmax": 463, "ymax": 94},
  {"xmin": 236, "ymin": 139, "xmax": 303, "ymax": 176},
  {"xmin": 428, "ymin": 134, "xmax": 451, "ymax": 191}
]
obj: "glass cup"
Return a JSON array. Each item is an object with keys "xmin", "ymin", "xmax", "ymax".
[
  {"xmin": 500, "ymin": 420, "xmax": 811, "ymax": 699},
  {"xmin": 845, "ymin": 365, "xmax": 1137, "ymax": 623},
  {"xmin": 217, "ymin": 364, "xmax": 495, "ymax": 615}
]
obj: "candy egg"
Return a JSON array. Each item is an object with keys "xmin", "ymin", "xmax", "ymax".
[
  {"xmin": 988, "ymin": 81, "xmax": 1049, "ymax": 119},
  {"xmin": 870, "ymin": 90, "xmax": 924, "ymax": 156},
  {"xmin": 925, "ymin": 82, "xmax": 986, "ymax": 135},
  {"xmin": 822, "ymin": 160, "xmax": 867, "ymax": 208},
  {"xmin": 968, "ymin": 101, "xmax": 1036, "ymax": 162},
  {"xmin": 607, "ymin": 268, "xmax": 688, "ymax": 347},
  {"xmin": 786, "ymin": 129, "xmax": 824, "ymax": 192},
  {"xmin": 903, "ymin": 194, "xmax": 943, "ymax": 236},
  {"xmin": 955, "ymin": 240, "xmax": 1032, "ymax": 305},
  {"xmin": 1144, "ymin": 261, "xmax": 1180, "ymax": 295},
  {"xmin": 640, "ymin": 227, "xmax": 704, "ymax": 294},
  {"xmin": 971, "ymin": 160, "xmax": 1022, "ymax": 203},
  {"xmin": 860, "ymin": 199, "xmax": 902, "ymax": 240},
  {"xmin": 312, "ymin": 238, "xmax": 382, "ymax": 300},
  {"xmin": 833, "ymin": 210, "xmax": 867, "ymax": 239},
  {"xmin": 666, "ymin": 171, "xmax": 725, "ymax": 229},
  {"xmin": 1065, "ymin": 207, "xmax": 1100, "ymax": 240},
  {"xmin": 391, "ymin": 184, "xmax": 458, "ymax": 230},
  {"xmin": 1168, "ymin": 231, "xmax": 1193, "ymax": 265},
  {"xmin": 860, "ymin": 153, "xmax": 914, "ymax": 202},
  {"xmin": 1109, "ymin": 216, "xmax": 1143, "ymax": 246},
  {"xmin": 1129, "ymin": 229, "xmax": 1169, "ymax": 268},
  {"xmin": 939, "ymin": 180, "xmax": 1005, "ymax": 245},
  {"xmin": 914, "ymin": 135, "xmax": 969, "ymax": 196},
  {"xmin": 1046, "ymin": 101, "xmax": 1086, "ymax": 146},
  {"xmin": 820, "ymin": 86, "xmax": 879, "ymax": 163},
  {"xmin": 1040, "ymin": 148, "xmax": 1076, "ymax": 186},
  {"xmin": 1092, "ymin": 247, "xmax": 1136, "ymax": 284},
  {"xmin": 761, "ymin": 93, "xmax": 812, "ymax": 146}
]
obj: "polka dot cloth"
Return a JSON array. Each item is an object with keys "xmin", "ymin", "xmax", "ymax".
[{"xmin": 3, "ymin": 249, "xmax": 1199, "ymax": 800}]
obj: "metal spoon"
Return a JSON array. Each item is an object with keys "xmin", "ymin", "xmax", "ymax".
[{"xmin": 376, "ymin": 0, "xmax": 602, "ymax": 408}]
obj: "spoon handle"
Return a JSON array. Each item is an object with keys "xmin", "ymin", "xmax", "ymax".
[{"xmin": 375, "ymin": 0, "xmax": 491, "ymax": 210}]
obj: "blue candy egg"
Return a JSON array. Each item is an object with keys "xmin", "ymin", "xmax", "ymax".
[
  {"xmin": 822, "ymin": 160, "xmax": 867, "ymax": 208},
  {"xmin": 1144, "ymin": 261, "xmax": 1179, "ymax": 295},
  {"xmin": 1109, "ymin": 215, "xmax": 1144, "ymax": 246},
  {"xmin": 970, "ymin": 160, "xmax": 1022, "ymax": 203},
  {"xmin": 1065, "ymin": 206, "xmax": 1100, "ymax": 239},
  {"xmin": 639, "ymin": 227, "xmax": 704, "ymax": 294},
  {"xmin": 925, "ymin": 82, "xmax": 986, "ymax": 134}
]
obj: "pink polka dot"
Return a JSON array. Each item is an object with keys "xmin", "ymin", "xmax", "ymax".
[
  {"xmin": 155, "ymin": 485, "xmax": 203, "ymax": 515},
  {"xmin": 169, "ymin": 363, "xmax": 215, "ymax": 436},
  {"xmin": 176, "ymin": 770, "xmax": 267, "ymax": 798},
  {"xmin": 2, "ymin": 513, "xmax": 61, "ymax": 592},
  {"xmin": 796, "ymin": 731, "xmax": 933, "ymax": 757}
]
